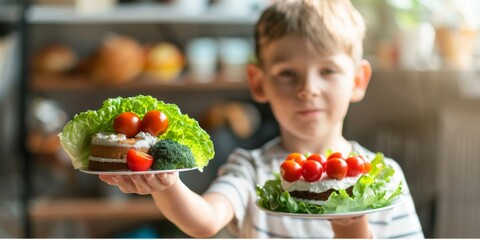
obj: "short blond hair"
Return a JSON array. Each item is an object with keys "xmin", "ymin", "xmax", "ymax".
[{"xmin": 255, "ymin": 0, "xmax": 366, "ymax": 65}]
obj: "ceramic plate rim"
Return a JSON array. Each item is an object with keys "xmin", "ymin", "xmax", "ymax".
[
  {"xmin": 79, "ymin": 167, "xmax": 198, "ymax": 175},
  {"xmin": 256, "ymin": 195, "xmax": 405, "ymax": 219}
]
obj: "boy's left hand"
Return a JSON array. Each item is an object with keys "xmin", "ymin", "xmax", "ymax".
[
  {"xmin": 329, "ymin": 215, "xmax": 363, "ymax": 226},
  {"xmin": 330, "ymin": 215, "xmax": 372, "ymax": 238}
]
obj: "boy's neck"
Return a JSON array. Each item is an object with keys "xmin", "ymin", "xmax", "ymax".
[{"xmin": 279, "ymin": 124, "xmax": 352, "ymax": 156}]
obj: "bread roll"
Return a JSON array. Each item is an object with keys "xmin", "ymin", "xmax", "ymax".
[
  {"xmin": 143, "ymin": 42, "xmax": 184, "ymax": 81},
  {"xmin": 32, "ymin": 43, "xmax": 78, "ymax": 75},
  {"xmin": 89, "ymin": 34, "xmax": 144, "ymax": 85}
]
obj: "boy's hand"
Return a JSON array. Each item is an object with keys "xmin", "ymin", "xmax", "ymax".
[
  {"xmin": 330, "ymin": 215, "xmax": 363, "ymax": 226},
  {"xmin": 99, "ymin": 172, "xmax": 179, "ymax": 195},
  {"xmin": 330, "ymin": 215, "xmax": 372, "ymax": 238}
]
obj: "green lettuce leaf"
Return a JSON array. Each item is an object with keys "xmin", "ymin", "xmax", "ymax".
[
  {"xmin": 256, "ymin": 153, "xmax": 403, "ymax": 214},
  {"xmin": 58, "ymin": 95, "xmax": 214, "ymax": 171}
]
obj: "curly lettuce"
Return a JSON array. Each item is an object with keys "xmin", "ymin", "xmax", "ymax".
[
  {"xmin": 58, "ymin": 95, "xmax": 214, "ymax": 171},
  {"xmin": 256, "ymin": 153, "xmax": 403, "ymax": 214}
]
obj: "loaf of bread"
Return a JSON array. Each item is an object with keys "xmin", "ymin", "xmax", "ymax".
[
  {"xmin": 88, "ymin": 34, "xmax": 145, "ymax": 85},
  {"xmin": 32, "ymin": 43, "xmax": 78, "ymax": 75}
]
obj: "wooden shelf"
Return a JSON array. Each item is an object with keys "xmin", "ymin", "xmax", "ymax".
[
  {"xmin": 30, "ymin": 197, "xmax": 164, "ymax": 221},
  {"xmin": 29, "ymin": 74, "xmax": 249, "ymax": 92},
  {"xmin": 27, "ymin": 3, "xmax": 260, "ymax": 24}
]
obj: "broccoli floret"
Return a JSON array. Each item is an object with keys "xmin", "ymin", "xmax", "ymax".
[{"xmin": 149, "ymin": 139, "xmax": 196, "ymax": 170}]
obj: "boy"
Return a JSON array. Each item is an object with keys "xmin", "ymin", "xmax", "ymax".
[{"xmin": 100, "ymin": 0, "xmax": 424, "ymax": 238}]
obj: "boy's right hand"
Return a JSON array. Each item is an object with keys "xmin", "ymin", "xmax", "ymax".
[{"xmin": 99, "ymin": 172, "xmax": 179, "ymax": 195}]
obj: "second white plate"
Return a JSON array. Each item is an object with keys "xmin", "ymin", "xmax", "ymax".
[{"xmin": 256, "ymin": 196, "xmax": 404, "ymax": 219}]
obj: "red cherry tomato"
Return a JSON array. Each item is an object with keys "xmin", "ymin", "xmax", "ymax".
[
  {"xmin": 126, "ymin": 149, "xmax": 154, "ymax": 171},
  {"xmin": 326, "ymin": 158, "xmax": 348, "ymax": 180},
  {"xmin": 307, "ymin": 153, "xmax": 327, "ymax": 170},
  {"xmin": 327, "ymin": 152, "xmax": 345, "ymax": 160},
  {"xmin": 286, "ymin": 152, "xmax": 306, "ymax": 166},
  {"xmin": 362, "ymin": 157, "xmax": 372, "ymax": 174},
  {"xmin": 302, "ymin": 160, "xmax": 323, "ymax": 182},
  {"xmin": 280, "ymin": 160, "xmax": 302, "ymax": 182},
  {"xmin": 113, "ymin": 112, "xmax": 142, "ymax": 137},
  {"xmin": 141, "ymin": 110, "xmax": 169, "ymax": 136},
  {"xmin": 364, "ymin": 161, "xmax": 372, "ymax": 174},
  {"xmin": 346, "ymin": 156, "xmax": 365, "ymax": 177}
]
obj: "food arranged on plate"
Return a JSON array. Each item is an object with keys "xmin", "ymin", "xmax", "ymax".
[
  {"xmin": 58, "ymin": 95, "xmax": 214, "ymax": 172},
  {"xmin": 256, "ymin": 151, "xmax": 403, "ymax": 215}
]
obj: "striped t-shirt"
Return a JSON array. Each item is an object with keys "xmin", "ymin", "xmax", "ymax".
[{"xmin": 205, "ymin": 137, "xmax": 424, "ymax": 238}]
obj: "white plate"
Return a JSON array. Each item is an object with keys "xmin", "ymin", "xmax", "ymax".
[
  {"xmin": 79, "ymin": 167, "xmax": 198, "ymax": 175},
  {"xmin": 256, "ymin": 196, "xmax": 404, "ymax": 219}
]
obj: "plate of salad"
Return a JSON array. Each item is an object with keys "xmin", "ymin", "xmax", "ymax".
[{"xmin": 256, "ymin": 153, "xmax": 405, "ymax": 219}]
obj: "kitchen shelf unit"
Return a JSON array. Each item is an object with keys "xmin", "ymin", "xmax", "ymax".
[{"xmin": 22, "ymin": 1, "xmax": 259, "ymax": 238}]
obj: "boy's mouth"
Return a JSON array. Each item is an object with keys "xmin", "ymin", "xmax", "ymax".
[{"xmin": 297, "ymin": 109, "xmax": 324, "ymax": 117}]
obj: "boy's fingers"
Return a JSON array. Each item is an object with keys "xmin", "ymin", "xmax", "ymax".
[
  {"xmin": 130, "ymin": 175, "xmax": 152, "ymax": 195},
  {"xmin": 143, "ymin": 173, "xmax": 178, "ymax": 192},
  {"xmin": 330, "ymin": 216, "xmax": 363, "ymax": 225},
  {"xmin": 157, "ymin": 172, "xmax": 178, "ymax": 185},
  {"xmin": 113, "ymin": 176, "xmax": 136, "ymax": 193},
  {"xmin": 145, "ymin": 174, "xmax": 164, "ymax": 192},
  {"xmin": 99, "ymin": 175, "xmax": 118, "ymax": 185}
]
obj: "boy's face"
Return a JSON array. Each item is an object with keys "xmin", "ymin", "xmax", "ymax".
[{"xmin": 248, "ymin": 36, "xmax": 371, "ymax": 142}]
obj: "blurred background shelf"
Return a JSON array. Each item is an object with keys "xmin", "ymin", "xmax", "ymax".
[
  {"xmin": 0, "ymin": 33, "xmax": 18, "ymax": 100},
  {"xmin": 27, "ymin": 3, "xmax": 260, "ymax": 24},
  {"xmin": 29, "ymin": 74, "xmax": 249, "ymax": 92},
  {"xmin": 30, "ymin": 197, "xmax": 164, "ymax": 221},
  {"xmin": 0, "ymin": 4, "xmax": 20, "ymax": 23}
]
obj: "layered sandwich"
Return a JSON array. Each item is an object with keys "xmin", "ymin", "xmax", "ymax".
[{"xmin": 88, "ymin": 132, "xmax": 157, "ymax": 171}]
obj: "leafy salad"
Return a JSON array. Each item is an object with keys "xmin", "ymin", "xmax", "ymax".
[
  {"xmin": 256, "ymin": 153, "xmax": 404, "ymax": 214},
  {"xmin": 58, "ymin": 95, "xmax": 214, "ymax": 171}
]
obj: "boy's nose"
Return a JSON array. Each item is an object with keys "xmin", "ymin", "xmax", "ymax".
[
  {"xmin": 297, "ymin": 89, "xmax": 320, "ymax": 100},
  {"xmin": 297, "ymin": 78, "xmax": 321, "ymax": 100}
]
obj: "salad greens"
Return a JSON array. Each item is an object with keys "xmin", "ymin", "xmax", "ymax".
[
  {"xmin": 256, "ymin": 153, "xmax": 403, "ymax": 214},
  {"xmin": 58, "ymin": 95, "xmax": 214, "ymax": 171}
]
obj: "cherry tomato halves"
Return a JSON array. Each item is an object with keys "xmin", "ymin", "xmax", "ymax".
[
  {"xmin": 141, "ymin": 110, "xmax": 169, "ymax": 136},
  {"xmin": 302, "ymin": 160, "xmax": 323, "ymax": 182},
  {"xmin": 280, "ymin": 160, "xmax": 302, "ymax": 182},
  {"xmin": 113, "ymin": 112, "xmax": 142, "ymax": 137},
  {"xmin": 126, "ymin": 149, "xmax": 154, "ymax": 171}
]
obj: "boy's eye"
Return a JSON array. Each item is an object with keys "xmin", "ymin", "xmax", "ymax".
[
  {"xmin": 273, "ymin": 70, "xmax": 298, "ymax": 84},
  {"xmin": 279, "ymin": 70, "xmax": 297, "ymax": 78},
  {"xmin": 320, "ymin": 68, "xmax": 336, "ymax": 75}
]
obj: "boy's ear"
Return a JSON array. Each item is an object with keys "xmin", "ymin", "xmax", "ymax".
[
  {"xmin": 247, "ymin": 64, "xmax": 268, "ymax": 103},
  {"xmin": 351, "ymin": 59, "xmax": 372, "ymax": 103}
]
